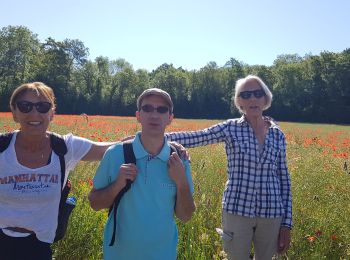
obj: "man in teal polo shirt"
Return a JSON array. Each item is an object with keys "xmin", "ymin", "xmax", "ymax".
[{"xmin": 88, "ymin": 88, "xmax": 196, "ymax": 260}]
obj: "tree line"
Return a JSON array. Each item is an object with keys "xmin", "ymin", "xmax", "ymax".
[{"xmin": 1, "ymin": 25, "xmax": 349, "ymax": 123}]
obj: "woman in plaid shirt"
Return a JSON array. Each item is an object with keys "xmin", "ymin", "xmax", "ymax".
[{"xmin": 166, "ymin": 75, "xmax": 292, "ymax": 259}]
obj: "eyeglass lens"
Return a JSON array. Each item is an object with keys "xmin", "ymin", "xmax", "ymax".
[
  {"xmin": 141, "ymin": 104, "xmax": 169, "ymax": 114},
  {"xmin": 239, "ymin": 89, "xmax": 266, "ymax": 99},
  {"xmin": 16, "ymin": 101, "xmax": 52, "ymax": 113}
]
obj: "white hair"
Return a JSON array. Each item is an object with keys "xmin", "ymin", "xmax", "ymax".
[{"xmin": 233, "ymin": 75, "xmax": 273, "ymax": 113}]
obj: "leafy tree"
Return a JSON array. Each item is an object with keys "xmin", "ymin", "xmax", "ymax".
[
  {"xmin": 1, "ymin": 25, "xmax": 349, "ymax": 123},
  {"xmin": 0, "ymin": 26, "xmax": 41, "ymax": 110},
  {"xmin": 37, "ymin": 38, "xmax": 89, "ymax": 113}
]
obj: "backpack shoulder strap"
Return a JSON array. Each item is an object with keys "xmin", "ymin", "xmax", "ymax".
[
  {"xmin": 50, "ymin": 132, "xmax": 68, "ymax": 156},
  {"xmin": 123, "ymin": 141, "xmax": 136, "ymax": 164},
  {"xmin": 109, "ymin": 141, "xmax": 135, "ymax": 246},
  {"xmin": 0, "ymin": 132, "xmax": 14, "ymax": 153},
  {"xmin": 49, "ymin": 133, "xmax": 68, "ymax": 189}
]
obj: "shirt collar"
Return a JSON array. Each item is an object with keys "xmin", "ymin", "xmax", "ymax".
[
  {"xmin": 237, "ymin": 115, "xmax": 249, "ymax": 125},
  {"xmin": 132, "ymin": 132, "xmax": 170, "ymax": 162},
  {"xmin": 237, "ymin": 115, "xmax": 278, "ymax": 129}
]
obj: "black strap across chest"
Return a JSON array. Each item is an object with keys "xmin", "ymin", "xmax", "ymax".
[{"xmin": 108, "ymin": 141, "xmax": 178, "ymax": 246}]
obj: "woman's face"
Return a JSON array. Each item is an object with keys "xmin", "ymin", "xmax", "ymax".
[
  {"xmin": 238, "ymin": 79, "xmax": 267, "ymax": 118},
  {"xmin": 12, "ymin": 90, "xmax": 54, "ymax": 137}
]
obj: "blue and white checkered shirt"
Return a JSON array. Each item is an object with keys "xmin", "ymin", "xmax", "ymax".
[{"xmin": 166, "ymin": 116, "xmax": 292, "ymax": 228}]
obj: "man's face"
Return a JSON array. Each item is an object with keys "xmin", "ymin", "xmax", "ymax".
[{"xmin": 136, "ymin": 95, "xmax": 173, "ymax": 137}]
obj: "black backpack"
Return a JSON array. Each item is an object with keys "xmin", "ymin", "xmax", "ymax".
[
  {"xmin": 0, "ymin": 132, "xmax": 74, "ymax": 242},
  {"xmin": 108, "ymin": 141, "xmax": 178, "ymax": 246}
]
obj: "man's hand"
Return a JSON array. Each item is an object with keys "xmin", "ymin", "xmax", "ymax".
[
  {"xmin": 116, "ymin": 163, "xmax": 138, "ymax": 187},
  {"xmin": 88, "ymin": 163, "xmax": 137, "ymax": 211},
  {"xmin": 168, "ymin": 152, "xmax": 195, "ymax": 222},
  {"xmin": 169, "ymin": 141, "xmax": 190, "ymax": 161},
  {"xmin": 167, "ymin": 152, "xmax": 187, "ymax": 186},
  {"xmin": 277, "ymin": 226, "xmax": 291, "ymax": 255}
]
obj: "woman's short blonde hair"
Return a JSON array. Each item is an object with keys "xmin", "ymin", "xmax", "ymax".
[
  {"xmin": 233, "ymin": 75, "xmax": 273, "ymax": 113},
  {"xmin": 10, "ymin": 82, "xmax": 56, "ymax": 111}
]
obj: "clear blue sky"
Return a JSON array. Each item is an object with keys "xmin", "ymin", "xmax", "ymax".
[{"xmin": 1, "ymin": 0, "xmax": 349, "ymax": 71}]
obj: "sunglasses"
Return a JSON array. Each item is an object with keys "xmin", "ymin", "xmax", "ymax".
[
  {"xmin": 141, "ymin": 104, "xmax": 169, "ymax": 114},
  {"xmin": 16, "ymin": 101, "xmax": 52, "ymax": 114},
  {"xmin": 239, "ymin": 89, "xmax": 266, "ymax": 99}
]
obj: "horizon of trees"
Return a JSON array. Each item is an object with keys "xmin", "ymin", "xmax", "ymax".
[{"xmin": 1, "ymin": 25, "xmax": 350, "ymax": 124}]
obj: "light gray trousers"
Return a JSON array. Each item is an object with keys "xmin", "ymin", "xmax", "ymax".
[{"xmin": 221, "ymin": 211, "xmax": 282, "ymax": 260}]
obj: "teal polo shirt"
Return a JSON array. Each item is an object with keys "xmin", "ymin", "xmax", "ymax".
[{"xmin": 93, "ymin": 132, "xmax": 194, "ymax": 260}]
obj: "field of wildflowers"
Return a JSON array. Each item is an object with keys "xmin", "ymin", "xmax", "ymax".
[{"xmin": 1, "ymin": 112, "xmax": 349, "ymax": 259}]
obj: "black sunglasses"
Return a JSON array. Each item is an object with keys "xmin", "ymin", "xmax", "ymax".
[
  {"xmin": 141, "ymin": 104, "xmax": 169, "ymax": 114},
  {"xmin": 239, "ymin": 89, "xmax": 266, "ymax": 99},
  {"xmin": 16, "ymin": 101, "xmax": 52, "ymax": 114}
]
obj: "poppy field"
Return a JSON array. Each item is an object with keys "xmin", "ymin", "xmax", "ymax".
[{"xmin": 1, "ymin": 112, "xmax": 350, "ymax": 259}]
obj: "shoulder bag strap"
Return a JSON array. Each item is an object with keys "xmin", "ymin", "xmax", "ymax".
[{"xmin": 109, "ymin": 141, "xmax": 135, "ymax": 246}]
